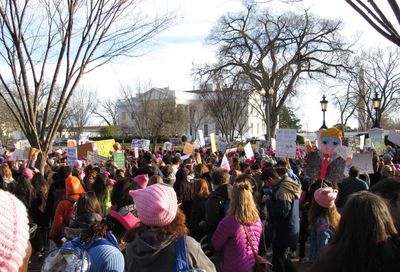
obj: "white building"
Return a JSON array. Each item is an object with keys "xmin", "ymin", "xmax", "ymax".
[{"xmin": 116, "ymin": 87, "xmax": 266, "ymax": 141}]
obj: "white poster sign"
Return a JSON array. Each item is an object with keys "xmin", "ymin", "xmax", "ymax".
[
  {"xmin": 131, "ymin": 139, "xmax": 150, "ymax": 151},
  {"xmin": 335, "ymin": 145, "xmax": 353, "ymax": 160},
  {"xmin": 359, "ymin": 135, "xmax": 365, "ymax": 151},
  {"xmin": 388, "ymin": 131, "xmax": 400, "ymax": 146},
  {"xmin": 275, "ymin": 129, "xmax": 297, "ymax": 158},
  {"xmin": 220, "ymin": 154, "xmax": 231, "ymax": 171},
  {"xmin": 163, "ymin": 141, "xmax": 172, "ymax": 151},
  {"xmin": 351, "ymin": 152, "xmax": 374, "ymax": 174},
  {"xmin": 198, "ymin": 130, "xmax": 205, "ymax": 147},
  {"xmin": 244, "ymin": 142, "xmax": 254, "ymax": 159},
  {"xmin": 271, "ymin": 138, "xmax": 276, "ymax": 150},
  {"xmin": 87, "ymin": 151, "xmax": 108, "ymax": 165}
]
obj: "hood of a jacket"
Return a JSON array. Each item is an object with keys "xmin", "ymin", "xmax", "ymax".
[
  {"xmin": 126, "ymin": 229, "xmax": 174, "ymax": 265},
  {"xmin": 211, "ymin": 183, "xmax": 231, "ymax": 200},
  {"xmin": 275, "ymin": 177, "xmax": 302, "ymax": 202}
]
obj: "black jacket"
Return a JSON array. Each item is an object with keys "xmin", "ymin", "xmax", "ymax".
[{"xmin": 204, "ymin": 184, "xmax": 231, "ymax": 237}]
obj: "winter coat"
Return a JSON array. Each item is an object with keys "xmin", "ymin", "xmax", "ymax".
[
  {"xmin": 309, "ymin": 216, "xmax": 333, "ymax": 261},
  {"xmin": 204, "ymin": 184, "xmax": 232, "ymax": 237},
  {"xmin": 111, "ymin": 178, "xmax": 134, "ymax": 210},
  {"xmin": 125, "ymin": 228, "xmax": 216, "ymax": 272},
  {"xmin": 1, "ymin": 177, "xmax": 17, "ymax": 194},
  {"xmin": 49, "ymin": 199, "xmax": 74, "ymax": 245},
  {"xmin": 266, "ymin": 177, "xmax": 301, "ymax": 248},
  {"xmin": 212, "ymin": 215, "xmax": 263, "ymax": 272},
  {"xmin": 190, "ymin": 198, "xmax": 208, "ymax": 241}
]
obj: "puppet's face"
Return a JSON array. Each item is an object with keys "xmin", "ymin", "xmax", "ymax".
[{"xmin": 318, "ymin": 135, "xmax": 342, "ymax": 155}]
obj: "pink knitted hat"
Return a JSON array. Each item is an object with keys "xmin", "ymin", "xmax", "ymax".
[
  {"xmin": 133, "ymin": 174, "xmax": 149, "ymax": 189},
  {"xmin": 314, "ymin": 187, "xmax": 338, "ymax": 209},
  {"xmin": 22, "ymin": 168, "xmax": 34, "ymax": 180},
  {"xmin": 0, "ymin": 190, "xmax": 30, "ymax": 272},
  {"xmin": 129, "ymin": 184, "xmax": 177, "ymax": 226}
]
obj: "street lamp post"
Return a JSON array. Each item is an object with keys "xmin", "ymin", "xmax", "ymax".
[
  {"xmin": 372, "ymin": 91, "xmax": 381, "ymax": 128},
  {"xmin": 260, "ymin": 87, "xmax": 274, "ymax": 145},
  {"xmin": 320, "ymin": 95, "xmax": 328, "ymax": 130}
]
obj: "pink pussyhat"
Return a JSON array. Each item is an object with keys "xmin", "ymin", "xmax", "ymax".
[
  {"xmin": 129, "ymin": 184, "xmax": 177, "ymax": 227},
  {"xmin": 133, "ymin": 174, "xmax": 149, "ymax": 189},
  {"xmin": 314, "ymin": 187, "xmax": 338, "ymax": 209},
  {"xmin": 108, "ymin": 210, "xmax": 141, "ymax": 230},
  {"xmin": 22, "ymin": 168, "xmax": 34, "ymax": 180}
]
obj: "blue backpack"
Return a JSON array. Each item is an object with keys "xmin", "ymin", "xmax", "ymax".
[
  {"xmin": 42, "ymin": 232, "xmax": 119, "ymax": 272},
  {"xmin": 173, "ymin": 236, "xmax": 206, "ymax": 272}
]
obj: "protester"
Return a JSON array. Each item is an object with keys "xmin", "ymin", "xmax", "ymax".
[
  {"xmin": 310, "ymin": 191, "xmax": 400, "ymax": 272},
  {"xmin": 124, "ymin": 183, "xmax": 216, "ymax": 272},
  {"xmin": 262, "ymin": 167, "xmax": 301, "ymax": 272},
  {"xmin": 65, "ymin": 166, "xmax": 85, "ymax": 202},
  {"xmin": 336, "ymin": 166, "xmax": 368, "ymax": 209},
  {"xmin": 190, "ymin": 178, "xmax": 210, "ymax": 241},
  {"xmin": 0, "ymin": 164, "xmax": 17, "ymax": 193},
  {"xmin": 212, "ymin": 175, "xmax": 263, "ymax": 272},
  {"xmin": 308, "ymin": 187, "xmax": 340, "ymax": 262}
]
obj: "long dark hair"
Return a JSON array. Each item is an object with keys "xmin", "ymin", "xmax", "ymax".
[
  {"xmin": 308, "ymin": 199, "xmax": 340, "ymax": 230},
  {"xmin": 173, "ymin": 168, "xmax": 192, "ymax": 203},
  {"xmin": 311, "ymin": 191, "xmax": 398, "ymax": 272}
]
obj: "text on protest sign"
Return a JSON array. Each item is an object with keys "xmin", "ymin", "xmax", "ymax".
[
  {"xmin": 113, "ymin": 152, "xmax": 125, "ymax": 170},
  {"xmin": 183, "ymin": 143, "xmax": 194, "ymax": 155},
  {"xmin": 275, "ymin": 129, "xmax": 297, "ymax": 159},
  {"xmin": 198, "ymin": 130, "xmax": 205, "ymax": 147},
  {"xmin": 67, "ymin": 147, "xmax": 77, "ymax": 166},
  {"xmin": 131, "ymin": 139, "xmax": 150, "ymax": 151},
  {"xmin": 210, "ymin": 133, "xmax": 217, "ymax": 153},
  {"xmin": 388, "ymin": 131, "xmax": 400, "ymax": 146},
  {"xmin": 95, "ymin": 139, "xmax": 115, "ymax": 158},
  {"xmin": 335, "ymin": 145, "xmax": 353, "ymax": 160},
  {"xmin": 87, "ymin": 151, "xmax": 108, "ymax": 165},
  {"xmin": 244, "ymin": 142, "xmax": 254, "ymax": 159},
  {"xmin": 350, "ymin": 152, "xmax": 374, "ymax": 174}
]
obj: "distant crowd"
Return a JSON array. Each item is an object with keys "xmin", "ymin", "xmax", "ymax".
[{"xmin": 1, "ymin": 141, "xmax": 400, "ymax": 272}]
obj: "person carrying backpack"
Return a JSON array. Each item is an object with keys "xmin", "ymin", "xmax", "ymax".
[{"xmin": 124, "ymin": 183, "xmax": 216, "ymax": 272}]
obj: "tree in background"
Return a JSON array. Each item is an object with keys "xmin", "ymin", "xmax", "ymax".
[
  {"xmin": 278, "ymin": 105, "xmax": 302, "ymax": 131},
  {"xmin": 93, "ymin": 97, "xmax": 119, "ymax": 126},
  {"xmin": 0, "ymin": 1, "xmax": 175, "ymax": 172},
  {"xmin": 346, "ymin": 0, "xmax": 400, "ymax": 47},
  {"xmin": 196, "ymin": 4, "xmax": 351, "ymax": 137}
]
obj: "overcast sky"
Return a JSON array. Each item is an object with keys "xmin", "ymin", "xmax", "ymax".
[{"xmin": 82, "ymin": 0, "xmax": 394, "ymax": 131}]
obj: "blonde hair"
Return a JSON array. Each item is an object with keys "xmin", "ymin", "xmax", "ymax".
[
  {"xmin": 149, "ymin": 175, "xmax": 163, "ymax": 185},
  {"xmin": 0, "ymin": 165, "xmax": 13, "ymax": 179},
  {"xmin": 228, "ymin": 176, "xmax": 259, "ymax": 224},
  {"xmin": 320, "ymin": 127, "xmax": 342, "ymax": 139}
]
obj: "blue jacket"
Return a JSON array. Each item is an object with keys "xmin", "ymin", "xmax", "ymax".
[
  {"xmin": 309, "ymin": 216, "xmax": 333, "ymax": 261},
  {"xmin": 266, "ymin": 177, "xmax": 301, "ymax": 248}
]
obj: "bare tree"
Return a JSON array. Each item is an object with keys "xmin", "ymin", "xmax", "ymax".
[
  {"xmin": 0, "ymin": 1, "xmax": 175, "ymax": 172},
  {"xmin": 332, "ymin": 83, "xmax": 358, "ymax": 132},
  {"xmin": 188, "ymin": 101, "xmax": 210, "ymax": 140},
  {"xmin": 93, "ymin": 97, "xmax": 118, "ymax": 126},
  {"xmin": 64, "ymin": 90, "xmax": 97, "ymax": 140},
  {"xmin": 196, "ymin": 5, "xmax": 351, "ymax": 137},
  {"xmin": 346, "ymin": 0, "xmax": 400, "ymax": 47}
]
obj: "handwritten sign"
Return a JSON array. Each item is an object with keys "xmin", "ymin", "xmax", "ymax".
[
  {"xmin": 276, "ymin": 129, "xmax": 297, "ymax": 158},
  {"xmin": 114, "ymin": 152, "xmax": 125, "ymax": 170},
  {"xmin": 131, "ymin": 139, "xmax": 150, "ymax": 151},
  {"xmin": 67, "ymin": 147, "xmax": 77, "ymax": 166},
  {"xmin": 350, "ymin": 152, "xmax": 374, "ymax": 174},
  {"xmin": 169, "ymin": 138, "xmax": 183, "ymax": 146},
  {"xmin": 359, "ymin": 135, "xmax": 365, "ymax": 151},
  {"xmin": 271, "ymin": 138, "xmax": 276, "ymax": 151},
  {"xmin": 198, "ymin": 130, "xmax": 205, "ymax": 146},
  {"xmin": 163, "ymin": 141, "xmax": 172, "ymax": 151},
  {"xmin": 87, "ymin": 151, "xmax": 108, "ymax": 165},
  {"xmin": 9, "ymin": 148, "xmax": 29, "ymax": 161},
  {"xmin": 95, "ymin": 139, "xmax": 115, "ymax": 158},
  {"xmin": 244, "ymin": 142, "xmax": 254, "ymax": 159},
  {"xmin": 77, "ymin": 142, "xmax": 94, "ymax": 159},
  {"xmin": 183, "ymin": 143, "xmax": 194, "ymax": 155},
  {"xmin": 335, "ymin": 145, "xmax": 353, "ymax": 160},
  {"xmin": 220, "ymin": 154, "xmax": 230, "ymax": 171},
  {"xmin": 210, "ymin": 133, "xmax": 217, "ymax": 153}
]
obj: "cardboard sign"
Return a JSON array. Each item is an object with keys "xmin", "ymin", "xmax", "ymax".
[
  {"xmin": 276, "ymin": 129, "xmax": 297, "ymax": 158},
  {"xmin": 198, "ymin": 130, "xmax": 205, "ymax": 146},
  {"xmin": 131, "ymin": 139, "xmax": 150, "ymax": 151},
  {"xmin": 244, "ymin": 142, "xmax": 254, "ymax": 159},
  {"xmin": 220, "ymin": 154, "xmax": 231, "ymax": 171},
  {"xmin": 335, "ymin": 145, "xmax": 353, "ymax": 160},
  {"xmin": 77, "ymin": 142, "xmax": 94, "ymax": 159},
  {"xmin": 351, "ymin": 152, "xmax": 374, "ymax": 174},
  {"xmin": 95, "ymin": 139, "xmax": 115, "ymax": 158},
  {"xmin": 388, "ymin": 131, "xmax": 400, "ymax": 146},
  {"xmin": 210, "ymin": 133, "xmax": 217, "ymax": 153},
  {"xmin": 114, "ymin": 152, "xmax": 125, "ymax": 170},
  {"xmin": 183, "ymin": 143, "xmax": 194, "ymax": 155},
  {"xmin": 87, "ymin": 151, "xmax": 108, "ymax": 165},
  {"xmin": 67, "ymin": 147, "xmax": 77, "ymax": 166}
]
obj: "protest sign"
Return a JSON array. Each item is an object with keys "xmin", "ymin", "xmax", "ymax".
[
  {"xmin": 87, "ymin": 151, "xmax": 108, "ymax": 165},
  {"xmin": 351, "ymin": 152, "xmax": 374, "ymax": 174},
  {"xmin": 169, "ymin": 138, "xmax": 183, "ymax": 146},
  {"xmin": 225, "ymin": 148, "xmax": 237, "ymax": 154},
  {"xmin": 388, "ymin": 131, "xmax": 400, "ymax": 146},
  {"xmin": 218, "ymin": 141, "xmax": 227, "ymax": 154},
  {"xmin": 244, "ymin": 142, "xmax": 254, "ymax": 159},
  {"xmin": 198, "ymin": 130, "xmax": 205, "ymax": 146},
  {"xmin": 335, "ymin": 145, "xmax": 353, "ymax": 160},
  {"xmin": 180, "ymin": 154, "xmax": 190, "ymax": 161},
  {"xmin": 77, "ymin": 142, "xmax": 94, "ymax": 159},
  {"xmin": 183, "ymin": 143, "xmax": 194, "ymax": 155},
  {"xmin": 9, "ymin": 148, "xmax": 29, "ymax": 161},
  {"xmin": 210, "ymin": 133, "xmax": 217, "ymax": 153},
  {"xmin": 67, "ymin": 147, "xmax": 77, "ymax": 166},
  {"xmin": 359, "ymin": 135, "xmax": 365, "ymax": 151},
  {"xmin": 95, "ymin": 139, "xmax": 115, "ymax": 158},
  {"xmin": 271, "ymin": 138, "xmax": 276, "ymax": 151},
  {"xmin": 114, "ymin": 152, "xmax": 125, "ymax": 170},
  {"xmin": 131, "ymin": 139, "xmax": 150, "ymax": 151},
  {"xmin": 369, "ymin": 129, "xmax": 385, "ymax": 154},
  {"xmin": 163, "ymin": 141, "xmax": 172, "ymax": 151},
  {"xmin": 221, "ymin": 154, "xmax": 230, "ymax": 171},
  {"xmin": 67, "ymin": 139, "xmax": 77, "ymax": 148},
  {"xmin": 275, "ymin": 129, "xmax": 297, "ymax": 158},
  {"xmin": 133, "ymin": 147, "xmax": 139, "ymax": 158},
  {"xmin": 15, "ymin": 140, "xmax": 30, "ymax": 150}
]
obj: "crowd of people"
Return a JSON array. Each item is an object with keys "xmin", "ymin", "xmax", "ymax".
[{"xmin": 0, "ymin": 138, "xmax": 400, "ymax": 272}]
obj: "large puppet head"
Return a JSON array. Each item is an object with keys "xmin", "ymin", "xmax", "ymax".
[{"xmin": 318, "ymin": 128, "xmax": 343, "ymax": 156}]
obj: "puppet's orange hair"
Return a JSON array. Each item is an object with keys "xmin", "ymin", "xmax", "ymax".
[{"xmin": 320, "ymin": 127, "xmax": 343, "ymax": 139}]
